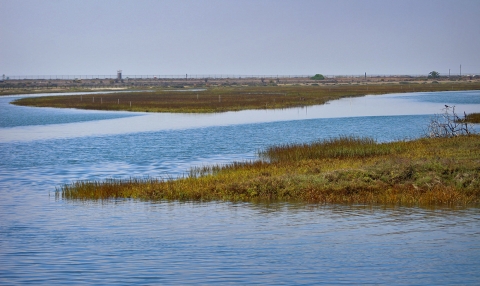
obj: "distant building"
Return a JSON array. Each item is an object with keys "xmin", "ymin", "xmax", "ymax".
[{"xmin": 117, "ymin": 70, "xmax": 122, "ymax": 81}]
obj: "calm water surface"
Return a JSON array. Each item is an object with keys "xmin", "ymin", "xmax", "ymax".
[{"xmin": 0, "ymin": 90, "xmax": 479, "ymax": 284}]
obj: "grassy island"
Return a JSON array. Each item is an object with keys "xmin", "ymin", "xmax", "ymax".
[
  {"xmin": 59, "ymin": 135, "xmax": 480, "ymax": 206},
  {"xmin": 12, "ymin": 82, "xmax": 480, "ymax": 113}
]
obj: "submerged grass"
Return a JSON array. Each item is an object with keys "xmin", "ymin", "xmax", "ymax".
[
  {"xmin": 59, "ymin": 135, "xmax": 480, "ymax": 206},
  {"xmin": 13, "ymin": 82, "xmax": 480, "ymax": 113}
]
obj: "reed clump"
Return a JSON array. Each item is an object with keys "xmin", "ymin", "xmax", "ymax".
[
  {"xmin": 59, "ymin": 135, "xmax": 480, "ymax": 206},
  {"xmin": 259, "ymin": 136, "xmax": 406, "ymax": 162},
  {"xmin": 464, "ymin": 113, "xmax": 480, "ymax": 123}
]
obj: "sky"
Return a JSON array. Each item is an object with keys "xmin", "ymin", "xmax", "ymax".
[{"xmin": 1, "ymin": 0, "xmax": 479, "ymax": 77}]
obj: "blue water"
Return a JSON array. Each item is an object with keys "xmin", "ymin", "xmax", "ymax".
[
  {"xmin": 0, "ymin": 90, "xmax": 479, "ymax": 285},
  {"xmin": 396, "ymin": 89, "xmax": 480, "ymax": 105},
  {"xmin": 1, "ymin": 92, "xmax": 140, "ymax": 128}
]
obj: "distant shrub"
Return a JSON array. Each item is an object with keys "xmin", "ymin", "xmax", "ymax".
[
  {"xmin": 428, "ymin": 71, "xmax": 440, "ymax": 79},
  {"xmin": 310, "ymin": 74, "xmax": 325, "ymax": 80}
]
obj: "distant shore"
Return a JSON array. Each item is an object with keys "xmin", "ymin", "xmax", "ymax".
[{"xmin": 2, "ymin": 74, "xmax": 480, "ymax": 96}]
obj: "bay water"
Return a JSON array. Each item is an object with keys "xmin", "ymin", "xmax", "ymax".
[{"xmin": 0, "ymin": 90, "xmax": 479, "ymax": 284}]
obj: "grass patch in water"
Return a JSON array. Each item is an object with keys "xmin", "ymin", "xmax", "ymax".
[
  {"xmin": 58, "ymin": 135, "xmax": 480, "ymax": 206},
  {"xmin": 464, "ymin": 113, "xmax": 480, "ymax": 124}
]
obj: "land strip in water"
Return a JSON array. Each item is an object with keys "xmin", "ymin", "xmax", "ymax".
[
  {"xmin": 11, "ymin": 82, "xmax": 480, "ymax": 113},
  {"xmin": 60, "ymin": 135, "xmax": 480, "ymax": 206}
]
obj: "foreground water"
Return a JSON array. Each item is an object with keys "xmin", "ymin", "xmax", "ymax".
[{"xmin": 0, "ymin": 90, "xmax": 479, "ymax": 284}]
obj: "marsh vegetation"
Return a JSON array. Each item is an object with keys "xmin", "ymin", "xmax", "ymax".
[
  {"xmin": 12, "ymin": 82, "xmax": 480, "ymax": 113},
  {"xmin": 464, "ymin": 113, "xmax": 480, "ymax": 123},
  {"xmin": 59, "ymin": 135, "xmax": 480, "ymax": 206}
]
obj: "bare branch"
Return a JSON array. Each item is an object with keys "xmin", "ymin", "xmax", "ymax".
[{"xmin": 425, "ymin": 105, "xmax": 475, "ymax": 138}]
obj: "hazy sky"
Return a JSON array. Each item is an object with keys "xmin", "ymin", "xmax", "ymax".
[{"xmin": 1, "ymin": 0, "xmax": 479, "ymax": 76}]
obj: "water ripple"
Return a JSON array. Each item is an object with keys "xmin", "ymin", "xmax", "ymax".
[{"xmin": 1, "ymin": 90, "xmax": 480, "ymax": 284}]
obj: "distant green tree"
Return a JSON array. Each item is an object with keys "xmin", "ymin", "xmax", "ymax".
[
  {"xmin": 428, "ymin": 71, "xmax": 440, "ymax": 79},
  {"xmin": 311, "ymin": 74, "xmax": 325, "ymax": 80}
]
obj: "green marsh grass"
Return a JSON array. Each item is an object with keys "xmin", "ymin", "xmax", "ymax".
[{"xmin": 59, "ymin": 135, "xmax": 480, "ymax": 206}]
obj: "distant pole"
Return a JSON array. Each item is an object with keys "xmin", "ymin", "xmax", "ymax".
[
  {"xmin": 460, "ymin": 64, "xmax": 462, "ymax": 76},
  {"xmin": 449, "ymin": 69, "xmax": 450, "ymax": 77},
  {"xmin": 365, "ymin": 72, "xmax": 366, "ymax": 80}
]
